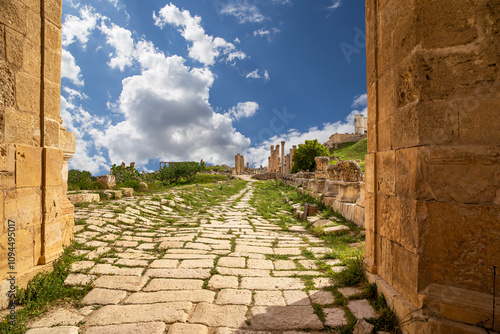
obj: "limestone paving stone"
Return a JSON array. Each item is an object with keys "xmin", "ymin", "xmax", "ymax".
[
  {"xmin": 82, "ymin": 288, "xmax": 127, "ymax": 305},
  {"xmin": 124, "ymin": 290, "xmax": 215, "ymax": 304},
  {"xmin": 207, "ymin": 275, "xmax": 239, "ymax": 289},
  {"xmin": 250, "ymin": 306, "xmax": 323, "ymax": 330},
  {"xmin": 274, "ymin": 260, "xmax": 296, "ymax": 270},
  {"xmin": 217, "ymin": 267, "xmax": 270, "ymax": 277},
  {"xmin": 64, "ymin": 274, "xmax": 96, "ymax": 286},
  {"xmin": 215, "ymin": 289, "xmax": 252, "ymax": 305},
  {"xmin": 283, "ymin": 290, "xmax": 310, "ymax": 306},
  {"xmin": 313, "ymin": 277, "xmax": 333, "ymax": 289},
  {"xmin": 150, "ymin": 259, "xmax": 179, "ymax": 268},
  {"xmin": 348, "ymin": 299, "xmax": 378, "ymax": 319},
  {"xmin": 114, "ymin": 259, "xmax": 149, "ymax": 267},
  {"xmin": 30, "ymin": 309, "xmax": 84, "ymax": 328},
  {"xmin": 93, "ymin": 275, "xmax": 149, "ymax": 291},
  {"xmin": 188, "ymin": 302, "xmax": 248, "ymax": 328},
  {"xmin": 26, "ymin": 327, "xmax": 79, "ymax": 334},
  {"xmin": 254, "ymin": 290, "xmax": 286, "ymax": 306},
  {"xmin": 168, "ymin": 323, "xmax": 209, "ymax": 334},
  {"xmin": 338, "ymin": 287, "xmax": 364, "ymax": 298},
  {"xmin": 86, "ymin": 302, "xmax": 192, "ymax": 326},
  {"xmin": 324, "ymin": 308, "xmax": 348, "ymax": 327},
  {"xmin": 247, "ymin": 259, "xmax": 274, "ymax": 270},
  {"xmin": 144, "ymin": 279, "xmax": 204, "ymax": 291},
  {"xmin": 217, "ymin": 256, "xmax": 246, "ymax": 268},
  {"xmin": 145, "ymin": 268, "xmax": 211, "ymax": 279},
  {"xmin": 70, "ymin": 261, "xmax": 95, "ymax": 272},
  {"xmin": 85, "ymin": 322, "xmax": 166, "ymax": 334},
  {"xmin": 309, "ymin": 290, "xmax": 335, "ymax": 305},
  {"xmin": 241, "ymin": 277, "xmax": 305, "ymax": 290},
  {"xmin": 179, "ymin": 259, "xmax": 214, "ymax": 268},
  {"xmin": 89, "ymin": 264, "xmax": 143, "ymax": 276}
]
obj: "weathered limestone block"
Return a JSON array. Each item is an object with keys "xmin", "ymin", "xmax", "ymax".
[
  {"xmin": 103, "ymin": 190, "xmax": 122, "ymax": 199},
  {"xmin": 356, "ymin": 182, "xmax": 365, "ymax": 208},
  {"xmin": 308, "ymin": 179, "xmax": 326, "ymax": 193},
  {"xmin": 322, "ymin": 197, "xmax": 336, "ymax": 207},
  {"xmin": 302, "ymin": 172, "xmax": 315, "ymax": 179},
  {"xmin": 138, "ymin": 182, "xmax": 148, "ymax": 192},
  {"xmin": 314, "ymin": 156, "xmax": 330, "ymax": 179},
  {"xmin": 96, "ymin": 175, "xmax": 116, "ymax": 189},
  {"xmin": 67, "ymin": 193, "xmax": 99, "ymax": 205},
  {"xmin": 420, "ymin": 284, "xmax": 498, "ymax": 329},
  {"xmin": 324, "ymin": 180, "xmax": 340, "ymax": 197},
  {"xmin": 294, "ymin": 178, "xmax": 304, "ymax": 186},
  {"xmin": 327, "ymin": 161, "xmax": 362, "ymax": 182},
  {"xmin": 336, "ymin": 181, "xmax": 361, "ymax": 203},
  {"xmin": 121, "ymin": 188, "xmax": 134, "ymax": 197}
]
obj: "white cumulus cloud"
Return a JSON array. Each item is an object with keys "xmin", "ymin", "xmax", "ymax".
[
  {"xmin": 328, "ymin": 0, "xmax": 342, "ymax": 10},
  {"xmin": 91, "ymin": 38, "xmax": 250, "ymax": 166},
  {"xmin": 62, "ymin": 5, "xmax": 101, "ymax": 48},
  {"xmin": 61, "ymin": 49, "xmax": 84, "ymax": 86},
  {"xmin": 154, "ymin": 4, "xmax": 246, "ymax": 66},
  {"xmin": 220, "ymin": 1, "xmax": 265, "ymax": 23},
  {"xmin": 226, "ymin": 102, "xmax": 259, "ymax": 121},
  {"xmin": 246, "ymin": 69, "xmax": 270, "ymax": 81},
  {"xmin": 351, "ymin": 93, "xmax": 367, "ymax": 108},
  {"xmin": 100, "ymin": 22, "xmax": 135, "ymax": 71}
]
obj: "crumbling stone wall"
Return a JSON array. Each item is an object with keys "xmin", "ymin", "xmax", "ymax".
[
  {"xmin": 364, "ymin": 0, "xmax": 499, "ymax": 332},
  {"xmin": 281, "ymin": 160, "xmax": 365, "ymax": 227},
  {"xmin": 0, "ymin": 0, "xmax": 75, "ymax": 308}
]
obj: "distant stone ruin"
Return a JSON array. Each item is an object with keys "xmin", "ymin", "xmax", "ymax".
[{"xmin": 281, "ymin": 158, "xmax": 365, "ymax": 227}]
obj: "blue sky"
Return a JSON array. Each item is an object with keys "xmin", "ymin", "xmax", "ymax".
[{"xmin": 60, "ymin": 0, "xmax": 367, "ymax": 174}]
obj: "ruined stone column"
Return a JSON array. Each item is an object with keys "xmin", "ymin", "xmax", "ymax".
[
  {"xmin": 285, "ymin": 154, "xmax": 291, "ymax": 176},
  {"xmin": 0, "ymin": 0, "xmax": 75, "ymax": 307},
  {"xmin": 364, "ymin": 1, "xmax": 499, "ymax": 332},
  {"xmin": 234, "ymin": 154, "xmax": 240, "ymax": 175},
  {"xmin": 290, "ymin": 145, "xmax": 297, "ymax": 172},
  {"xmin": 281, "ymin": 140, "xmax": 285, "ymax": 176},
  {"xmin": 269, "ymin": 146, "xmax": 274, "ymax": 172}
]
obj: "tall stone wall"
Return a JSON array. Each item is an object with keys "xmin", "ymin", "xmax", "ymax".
[
  {"xmin": 365, "ymin": 0, "xmax": 499, "ymax": 332},
  {"xmin": 0, "ymin": 0, "xmax": 75, "ymax": 308}
]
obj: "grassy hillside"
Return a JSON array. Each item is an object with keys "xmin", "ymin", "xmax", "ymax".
[{"xmin": 329, "ymin": 138, "xmax": 367, "ymax": 171}]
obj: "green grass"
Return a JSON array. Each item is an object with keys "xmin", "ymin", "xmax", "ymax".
[
  {"xmin": 0, "ymin": 247, "xmax": 91, "ymax": 334},
  {"xmin": 329, "ymin": 138, "xmax": 367, "ymax": 171}
]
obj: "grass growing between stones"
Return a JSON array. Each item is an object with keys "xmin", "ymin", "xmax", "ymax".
[{"xmin": 0, "ymin": 247, "xmax": 91, "ymax": 334}]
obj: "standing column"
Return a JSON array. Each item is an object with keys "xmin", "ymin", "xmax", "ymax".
[{"xmin": 281, "ymin": 141, "xmax": 285, "ymax": 176}]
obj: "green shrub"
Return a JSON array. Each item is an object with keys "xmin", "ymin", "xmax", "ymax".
[
  {"xmin": 68, "ymin": 169, "xmax": 93, "ymax": 190},
  {"xmin": 157, "ymin": 162, "xmax": 203, "ymax": 184},
  {"xmin": 110, "ymin": 164, "xmax": 141, "ymax": 184},
  {"xmin": 335, "ymin": 253, "xmax": 365, "ymax": 286},
  {"xmin": 291, "ymin": 139, "xmax": 330, "ymax": 173}
]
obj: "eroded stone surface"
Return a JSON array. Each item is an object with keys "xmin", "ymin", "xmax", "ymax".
[
  {"xmin": 189, "ymin": 302, "xmax": 248, "ymax": 328},
  {"xmin": 86, "ymin": 322, "xmax": 166, "ymax": 334},
  {"xmin": 347, "ymin": 300, "xmax": 378, "ymax": 320},
  {"xmin": 86, "ymin": 302, "xmax": 192, "ymax": 326},
  {"xmin": 250, "ymin": 306, "xmax": 323, "ymax": 330}
]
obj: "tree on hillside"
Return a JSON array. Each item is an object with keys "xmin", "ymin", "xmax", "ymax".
[
  {"xmin": 291, "ymin": 139, "xmax": 329, "ymax": 173},
  {"xmin": 157, "ymin": 162, "xmax": 203, "ymax": 184}
]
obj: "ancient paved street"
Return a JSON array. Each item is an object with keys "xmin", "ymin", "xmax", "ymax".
[{"xmin": 27, "ymin": 179, "xmax": 376, "ymax": 334}]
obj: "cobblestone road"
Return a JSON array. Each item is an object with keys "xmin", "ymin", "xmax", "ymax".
[{"xmin": 26, "ymin": 179, "xmax": 377, "ymax": 334}]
